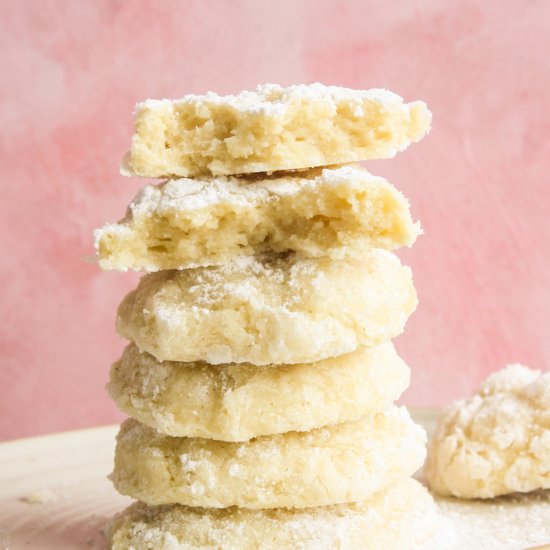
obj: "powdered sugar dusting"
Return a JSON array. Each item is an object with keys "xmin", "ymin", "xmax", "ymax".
[
  {"xmin": 433, "ymin": 490, "xmax": 550, "ymax": 549},
  {"xmin": 426, "ymin": 364, "xmax": 550, "ymax": 498},
  {"xmin": 127, "ymin": 165, "xmax": 388, "ymax": 214},
  {"xmin": 139, "ymin": 83, "xmax": 410, "ymax": 117}
]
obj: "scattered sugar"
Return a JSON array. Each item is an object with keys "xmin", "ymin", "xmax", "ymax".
[
  {"xmin": 433, "ymin": 490, "xmax": 550, "ymax": 549},
  {"xmin": 179, "ymin": 455, "xmax": 201, "ymax": 473},
  {"xmin": 22, "ymin": 488, "xmax": 59, "ymax": 504}
]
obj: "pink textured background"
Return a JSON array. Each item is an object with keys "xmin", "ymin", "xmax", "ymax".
[{"xmin": 1, "ymin": 0, "xmax": 549, "ymax": 440}]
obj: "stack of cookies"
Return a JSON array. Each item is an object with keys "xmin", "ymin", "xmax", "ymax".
[{"xmin": 96, "ymin": 84, "xmax": 438, "ymax": 549}]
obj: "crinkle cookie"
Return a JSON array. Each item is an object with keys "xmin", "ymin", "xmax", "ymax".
[
  {"xmin": 425, "ymin": 364, "xmax": 550, "ymax": 498},
  {"xmin": 122, "ymin": 83, "xmax": 431, "ymax": 178},
  {"xmin": 116, "ymin": 250, "xmax": 417, "ymax": 365},
  {"xmin": 108, "ymin": 478, "xmax": 440, "ymax": 550},
  {"xmin": 107, "ymin": 342, "xmax": 410, "ymax": 441},
  {"xmin": 111, "ymin": 406, "xmax": 426, "ymax": 509},
  {"xmin": 95, "ymin": 165, "xmax": 420, "ymax": 272}
]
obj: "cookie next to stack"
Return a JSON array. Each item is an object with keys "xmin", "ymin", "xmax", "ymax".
[{"xmin": 96, "ymin": 84, "xmax": 438, "ymax": 549}]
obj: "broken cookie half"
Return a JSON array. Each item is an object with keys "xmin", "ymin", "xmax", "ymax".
[{"xmin": 123, "ymin": 83, "xmax": 431, "ymax": 178}]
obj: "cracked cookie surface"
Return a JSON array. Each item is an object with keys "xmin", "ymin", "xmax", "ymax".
[
  {"xmin": 116, "ymin": 250, "xmax": 417, "ymax": 365},
  {"xmin": 108, "ymin": 478, "xmax": 439, "ymax": 550},
  {"xmin": 425, "ymin": 364, "xmax": 550, "ymax": 498},
  {"xmin": 107, "ymin": 342, "xmax": 410, "ymax": 441},
  {"xmin": 112, "ymin": 407, "xmax": 426, "ymax": 509}
]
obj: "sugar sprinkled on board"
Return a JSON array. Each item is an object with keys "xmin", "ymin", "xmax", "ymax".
[
  {"xmin": 21, "ymin": 488, "xmax": 60, "ymax": 504},
  {"xmin": 433, "ymin": 490, "xmax": 550, "ymax": 549}
]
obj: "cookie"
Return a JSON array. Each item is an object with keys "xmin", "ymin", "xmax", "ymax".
[
  {"xmin": 116, "ymin": 250, "xmax": 417, "ymax": 365},
  {"xmin": 107, "ymin": 342, "xmax": 410, "ymax": 441},
  {"xmin": 95, "ymin": 165, "xmax": 420, "ymax": 272},
  {"xmin": 425, "ymin": 364, "xmax": 550, "ymax": 498},
  {"xmin": 123, "ymin": 83, "xmax": 431, "ymax": 178},
  {"xmin": 108, "ymin": 478, "xmax": 439, "ymax": 550},
  {"xmin": 111, "ymin": 406, "xmax": 426, "ymax": 509}
]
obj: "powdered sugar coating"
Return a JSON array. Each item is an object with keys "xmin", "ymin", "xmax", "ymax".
[
  {"xmin": 125, "ymin": 83, "xmax": 431, "ymax": 177},
  {"xmin": 112, "ymin": 406, "xmax": 426, "ymax": 509},
  {"xmin": 433, "ymin": 489, "xmax": 550, "ymax": 549},
  {"xmin": 425, "ymin": 364, "xmax": 550, "ymax": 498},
  {"xmin": 108, "ymin": 478, "xmax": 442, "ymax": 550},
  {"xmin": 107, "ymin": 342, "xmax": 410, "ymax": 441},
  {"xmin": 95, "ymin": 165, "xmax": 421, "ymax": 272},
  {"xmin": 116, "ymin": 251, "xmax": 417, "ymax": 365},
  {"xmin": 140, "ymin": 84, "xmax": 408, "ymax": 116}
]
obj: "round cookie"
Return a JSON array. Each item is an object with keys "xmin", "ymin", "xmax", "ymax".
[
  {"xmin": 107, "ymin": 342, "xmax": 410, "ymax": 441},
  {"xmin": 108, "ymin": 478, "xmax": 440, "ymax": 550},
  {"xmin": 425, "ymin": 364, "xmax": 550, "ymax": 499},
  {"xmin": 116, "ymin": 250, "xmax": 417, "ymax": 365},
  {"xmin": 111, "ymin": 406, "xmax": 426, "ymax": 509}
]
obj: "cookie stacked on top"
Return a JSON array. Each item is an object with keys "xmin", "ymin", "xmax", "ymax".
[{"xmin": 96, "ymin": 84, "xmax": 437, "ymax": 549}]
